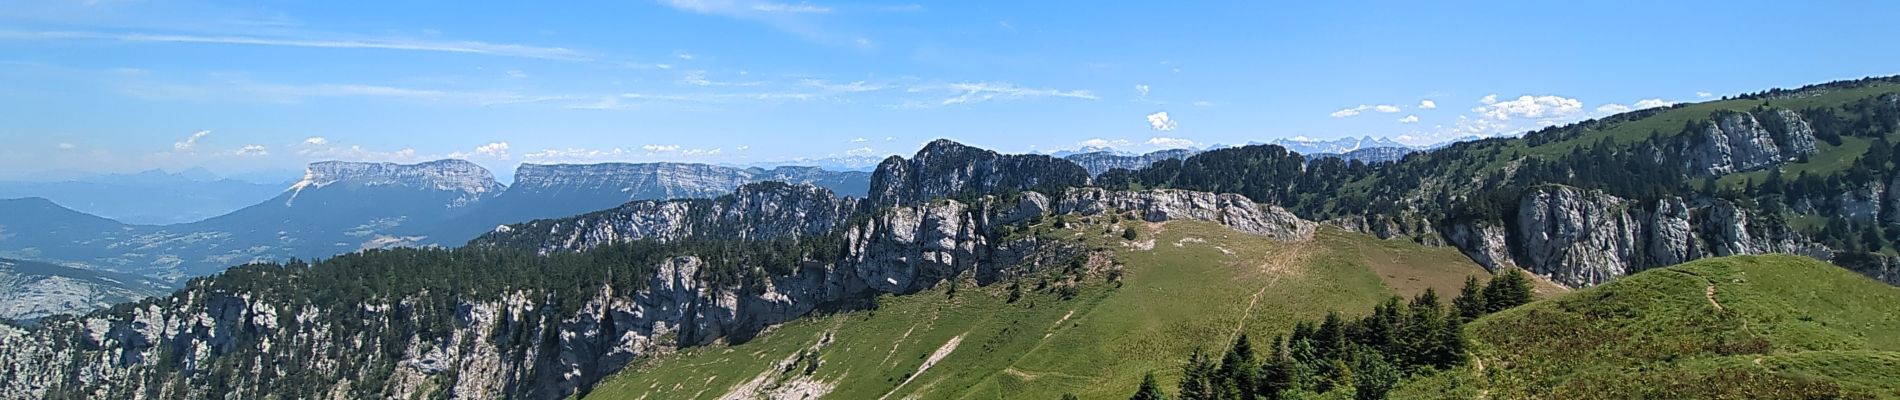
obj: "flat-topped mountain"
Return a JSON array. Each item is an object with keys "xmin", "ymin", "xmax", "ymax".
[
  {"xmin": 1063, "ymin": 148, "xmax": 1198, "ymax": 176},
  {"xmin": 286, "ymin": 159, "xmax": 503, "ymax": 207}
]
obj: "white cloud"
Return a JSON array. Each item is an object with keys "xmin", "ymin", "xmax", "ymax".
[
  {"xmin": 294, "ymin": 143, "xmax": 429, "ymax": 162},
  {"xmin": 642, "ymin": 144, "xmax": 682, "ymax": 153},
  {"xmin": 1634, "ymin": 98, "xmax": 1674, "ymax": 109},
  {"xmin": 1146, "ymin": 111, "xmax": 1177, "ymax": 131},
  {"xmin": 173, "ymin": 130, "xmax": 210, "ymax": 151},
  {"xmin": 737, "ymin": 145, "xmax": 751, "ymax": 151},
  {"xmin": 1135, "ymin": 84, "xmax": 1150, "ymax": 97},
  {"xmin": 1472, "ymin": 95, "xmax": 1583, "ymax": 120},
  {"xmin": 1331, "ymin": 104, "xmax": 1399, "ymax": 117},
  {"xmin": 683, "ymin": 147, "xmax": 722, "ymax": 156},
  {"xmin": 1596, "ymin": 103, "xmax": 1632, "ymax": 114},
  {"xmin": 931, "ymin": 82, "xmax": 1097, "ymax": 105},
  {"xmin": 1399, "ymin": 115, "xmax": 1419, "ymax": 124},
  {"xmin": 56, "ymin": 143, "xmax": 76, "ymax": 150},
  {"xmin": 475, "ymin": 141, "xmax": 510, "ymax": 158},
  {"xmin": 1418, "ymin": 100, "xmax": 1436, "ymax": 109},
  {"xmin": 677, "ymin": 52, "xmax": 696, "ymax": 60},
  {"xmin": 884, "ymin": 136, "xmax": 894, "ymax": 141},
  {"xmin": 522, "ymin": 147, "xmax": 634, "ymax": 163},
  {"xmin": 0, "ymin": 30, "xmax": 588, "ymax": 60},
  {"xmin": 233, "ymin": 144, "xmax": 269, "ymax": 156},
  {"xmin": 304, "ymin": 136, "xmax": 329, "ymax": 146},
  {"xmin": 1146, "ymin": 136, "xmax": 1196, "ymax": 148},
  {"xmin": 850, "ymin": 137, "xmax": 868, "ymax": 143},
  {"xmin": 1079, "ymin": 138, "xmax": 1133, "ymax": 148},
  {"xmin": 1696, "ymin": 91, "xmax": 1713, "ymax": 98}
]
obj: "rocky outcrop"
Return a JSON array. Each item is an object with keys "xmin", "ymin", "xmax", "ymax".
[
  {"xmin": 1449, "ymin": 185, "xmax": 1833, "ymax": 287},
  {"xmin": 1514, "ymin": 187, "xmax": 1646, "ymax": 287},
  {"xmin": 1443, "ymin": 222, "xmax": 1516, "ymax": 272},
  {"xmin": 1678, "ymin": 109, "xmax": 1819, "ymax": 176},
  {"xmin": 1329, "ymin": 214, "xmax": 1443, "ymax": 246},
  {"xmin": 1054, "ymin": 188, "xmax": 1316, "ymax": 242},
  {"xmin": 868, "ymin": 139, "xmax": 1091, "ymax": 207}
]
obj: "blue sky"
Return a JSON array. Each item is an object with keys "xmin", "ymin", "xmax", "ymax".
[{"xmin": 1, "ymin": 0, "xmax": 1896, "ymax": 180}]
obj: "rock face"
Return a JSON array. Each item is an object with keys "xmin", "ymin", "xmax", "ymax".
[
  {"xmin": 869, "ymin": 139, "xmax": 1092, "ymax": 207},
  {"xmin": 0, "ymin": 183, "xmax": 1311, "ymax": 400},
  {"xmin": 1446, "ymin": 185, "xmax": 1830, "ymax": 287},
  {"xmin": 1513, "ymin": 186, "xmax": 1646, "ymax": 287},
  {"xmin": 1054, "ymin": 188, "xmax": 1316, "ymax": 242},
  {"xmin": 287, "ymin": 159, "xmax": 503, "ymax": 207},
  {"xmin": 1063, "ymin": 149, "xmax": 1198, "ymax": 176},
  {"xmin": 1678, "ymin": 109, "xmax": 1819, "ymax": 176}
]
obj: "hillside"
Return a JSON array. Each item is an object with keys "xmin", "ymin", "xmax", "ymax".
[
  {"xmin": 582, "ymin": 220, "xmax": 1492, "ymax": 399},
  {"xmin": 1098, "ymin": 76, "xmax": 1900, "ymax": 289},
  {"xmin": 0, "ymin": 258, "xmax": 170, "ymax": 321},
  {"xmin": 1397, "ymin": 254, "xmax": 1900, "ymax": 399}
]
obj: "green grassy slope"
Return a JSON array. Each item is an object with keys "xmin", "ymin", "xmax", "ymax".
[
  {"xmin": 1396, "ymin": 254, "xmax": 1900, "ymax": 399},
  {"xmin": 581, "ymin": 218, "xmax": 1492, "ymax": 400}
]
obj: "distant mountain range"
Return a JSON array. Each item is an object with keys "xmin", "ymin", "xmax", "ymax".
[
  {"xmin": 0, "ymin": 168, "xmax": 288, "ymax": 225},
  {"xmin": 0, "ymin": 160, "xmax": 870, "ymax": 286},
  {"xmin": 0, "ymin": 133, "xmax": 1467, "ymax": 320},
  {"xmin": 1062, "ymin": 149, "xmax": 1199, "ymax": 176}
]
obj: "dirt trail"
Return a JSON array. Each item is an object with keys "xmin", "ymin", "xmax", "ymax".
[
  {"xmin": 1229, "ymin": 241, "xmax": 1310, "ymax": 342},
  {"xmin": 878, "ymin": 334, "xmax": 965, "ymax": 400},
  {"xmin": 1705, "ymin": 283, "xmax": 1725, "ymax": 311}
]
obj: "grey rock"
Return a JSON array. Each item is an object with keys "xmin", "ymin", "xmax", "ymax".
[
  {"xmin": 1515, "ymin": 186, "xmax": 1643, "ymax": 287},
  {"xmin": 1471, "ymin": 186, "xmax": 1833, "ymax": 287},
  {"xmin": 1679, "ymin": 109, "xmax": 1820, "ymax": 176},
  {"xmin": 1443, "ymin": 222, "xmax": 1516, "ymax": 272}
]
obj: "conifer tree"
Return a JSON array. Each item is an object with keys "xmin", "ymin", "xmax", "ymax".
[
  {"xmin": 1452, "ymin": 276, "xmax": 1487, "ymax": 321},
  {"xmin": 1131, "ymin": 372, "xmax": 1168, "ymax": 400},
  {"xmin": 1179, "ymin": 349, "xmax": 1218, "ymax": 400},
  {"xmin": 1218, "ymin": 334, "xmax": 1260, "ymax": 400},
  {"xmin": 1482, "ymin": 269, "xmax": 1534, "ymax": 313}
]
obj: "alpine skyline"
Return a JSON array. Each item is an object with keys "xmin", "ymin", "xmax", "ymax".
[{"xmin": 2, "ymin": 0, "xmax": 1894, "ymax": 179}]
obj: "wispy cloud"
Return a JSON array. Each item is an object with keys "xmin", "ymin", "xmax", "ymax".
[
  {"xmin": 173, "ymin": 130, "xmax": 210, "ymax": 150},
  {"xmin": 0, "ymin": 30, "xmax": 589, "ymax": 60},
  {"xmin": 923, "ymin": 82, "xmax": 1097, "ymax": 106},
  {"xmin": 656, "ymin": 0, "xmax": 871, "ymax": 47},
  {"xmin": 233, "ymin": 144, "xmax": 269, "ymax": 156}
]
